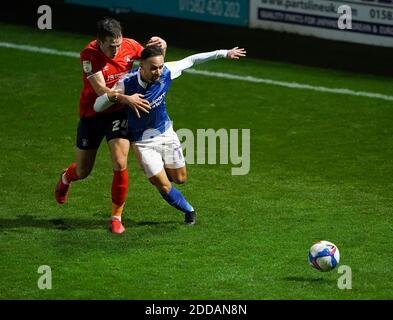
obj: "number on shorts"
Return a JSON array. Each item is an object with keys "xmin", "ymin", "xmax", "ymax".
[
  {"xmin": 112, "ymin": 120, "xmax": 120, "ymax": 132},
  {"xmin": 121, "ymin": 119, "xmax": 128, "ymax": 129}
]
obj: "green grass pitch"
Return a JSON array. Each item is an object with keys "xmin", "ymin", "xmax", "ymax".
[{"xmin": 1, "ymin": 23, "xmax": 393, "ymax": 299}]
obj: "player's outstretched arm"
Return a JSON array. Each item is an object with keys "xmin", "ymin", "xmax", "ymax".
[
  {"xmin": 166, "ymin": 47, "xmax": 246, "ymax": 79},
  {"xmin": 226, "ymin": 47, "xmax": 247, "ymax": 60}
]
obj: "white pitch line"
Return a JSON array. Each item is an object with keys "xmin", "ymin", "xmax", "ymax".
[
  {"xmin": 0, "ymin": 41, "xmax": 79, "ymax": 58},
  {"xmin": 1, "ymin": 41, "xmax": 393, "ymax": 102},
  {"xmin": 185, "ymin": 69, "xmax": 393, "ymax": 101}
]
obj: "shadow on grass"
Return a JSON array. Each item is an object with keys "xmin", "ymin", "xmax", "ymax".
[
  {"xmin": 283, "ymin": 276, "xmax": 337, "ymax": 284},
  {"xmin": 0, "ymin": 214, "xmax": 179, "ymax": 231}
]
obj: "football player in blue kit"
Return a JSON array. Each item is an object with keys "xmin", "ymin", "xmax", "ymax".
[{"xmin": 94, "ymin": 45, "xmax": 246, "ymax": 226}]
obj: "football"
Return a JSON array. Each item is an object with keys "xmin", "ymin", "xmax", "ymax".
[{"xmin": 308, "ymin": 240, "xmax": 340, "ymax": 272}]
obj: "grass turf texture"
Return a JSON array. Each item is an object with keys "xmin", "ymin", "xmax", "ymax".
[{"xmin": 0, "ymin": 23, "xmax": 393, "ymax": 299}]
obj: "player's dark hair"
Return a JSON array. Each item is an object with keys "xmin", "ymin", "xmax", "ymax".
[
  {"xmin": 141, "ymin": 45, "xmax": 164, "ymax": 60},
  {"xmin": 97, "ymin": 18, "xmax": 122, "ymax": 41}
]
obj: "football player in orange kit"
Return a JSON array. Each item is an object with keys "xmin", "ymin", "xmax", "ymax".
[{"xmin": 55, "ymin": 18, "xmax": 167, "ymax": 234}]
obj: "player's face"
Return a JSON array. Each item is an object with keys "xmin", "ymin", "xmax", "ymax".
[
  {"xmin": 99, "ymin": 36, "xmax": 122, "ymax": 59},
  {"xmin": 141, "ymin": 55, "xmax": 164, "ymax": 83}
]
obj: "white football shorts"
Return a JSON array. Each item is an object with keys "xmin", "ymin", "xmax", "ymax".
[{"xmin": 131, "ymin": 126, "xmax": 185, "ymax": 178}]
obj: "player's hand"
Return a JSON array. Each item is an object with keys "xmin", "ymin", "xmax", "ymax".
[
  {"xmin": 123, "ymin": 93, "xmax": 151, "ymax": 118},
  {"xmin": 147, "ymin": 36, "xmax": 167, "ymax": 50},
  {"xmin": 227, "ymin": 47, "xmax": 246, "ymax": 60}
]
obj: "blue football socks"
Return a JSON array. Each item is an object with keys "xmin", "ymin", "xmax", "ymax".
[{"xmin": 161, "ymin": 185, "xmax": 194, "ymax": 214}]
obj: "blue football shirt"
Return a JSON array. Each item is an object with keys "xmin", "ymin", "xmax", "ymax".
[
  {"xmin": 112, "ymin": 50, "xmax": 228, "ymax": 141},
  {"xmin": 120, "ymin": 66, "xmax": 173, "ymax": 141}
]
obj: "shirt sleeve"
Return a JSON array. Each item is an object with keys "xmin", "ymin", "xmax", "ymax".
[
  {"xmin": 93, "ymin": 78, "xmax": 125, "ymax": 112},
  {"xmin": 94, "ymin": 93, "xmax": 112, "ymax": 112},
  {"xmin": 80, "ymin": 49, "xmax": 106, "ymax": 78},
  {"xmin": 165, "ymin": 50, "xmax": 228, "ymax": 80}
]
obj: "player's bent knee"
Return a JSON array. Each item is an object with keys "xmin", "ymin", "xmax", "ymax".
[
  {"xmin": 173, "ymin": 170, "xmax": 187, "ymax": 184},
  {"xmin": 173, "ymin": 175, "xmax": 187, "ymax": 184},
  {"xmin": 158, "ymin": 184, "xmax": 171, "ymax": 195}
]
